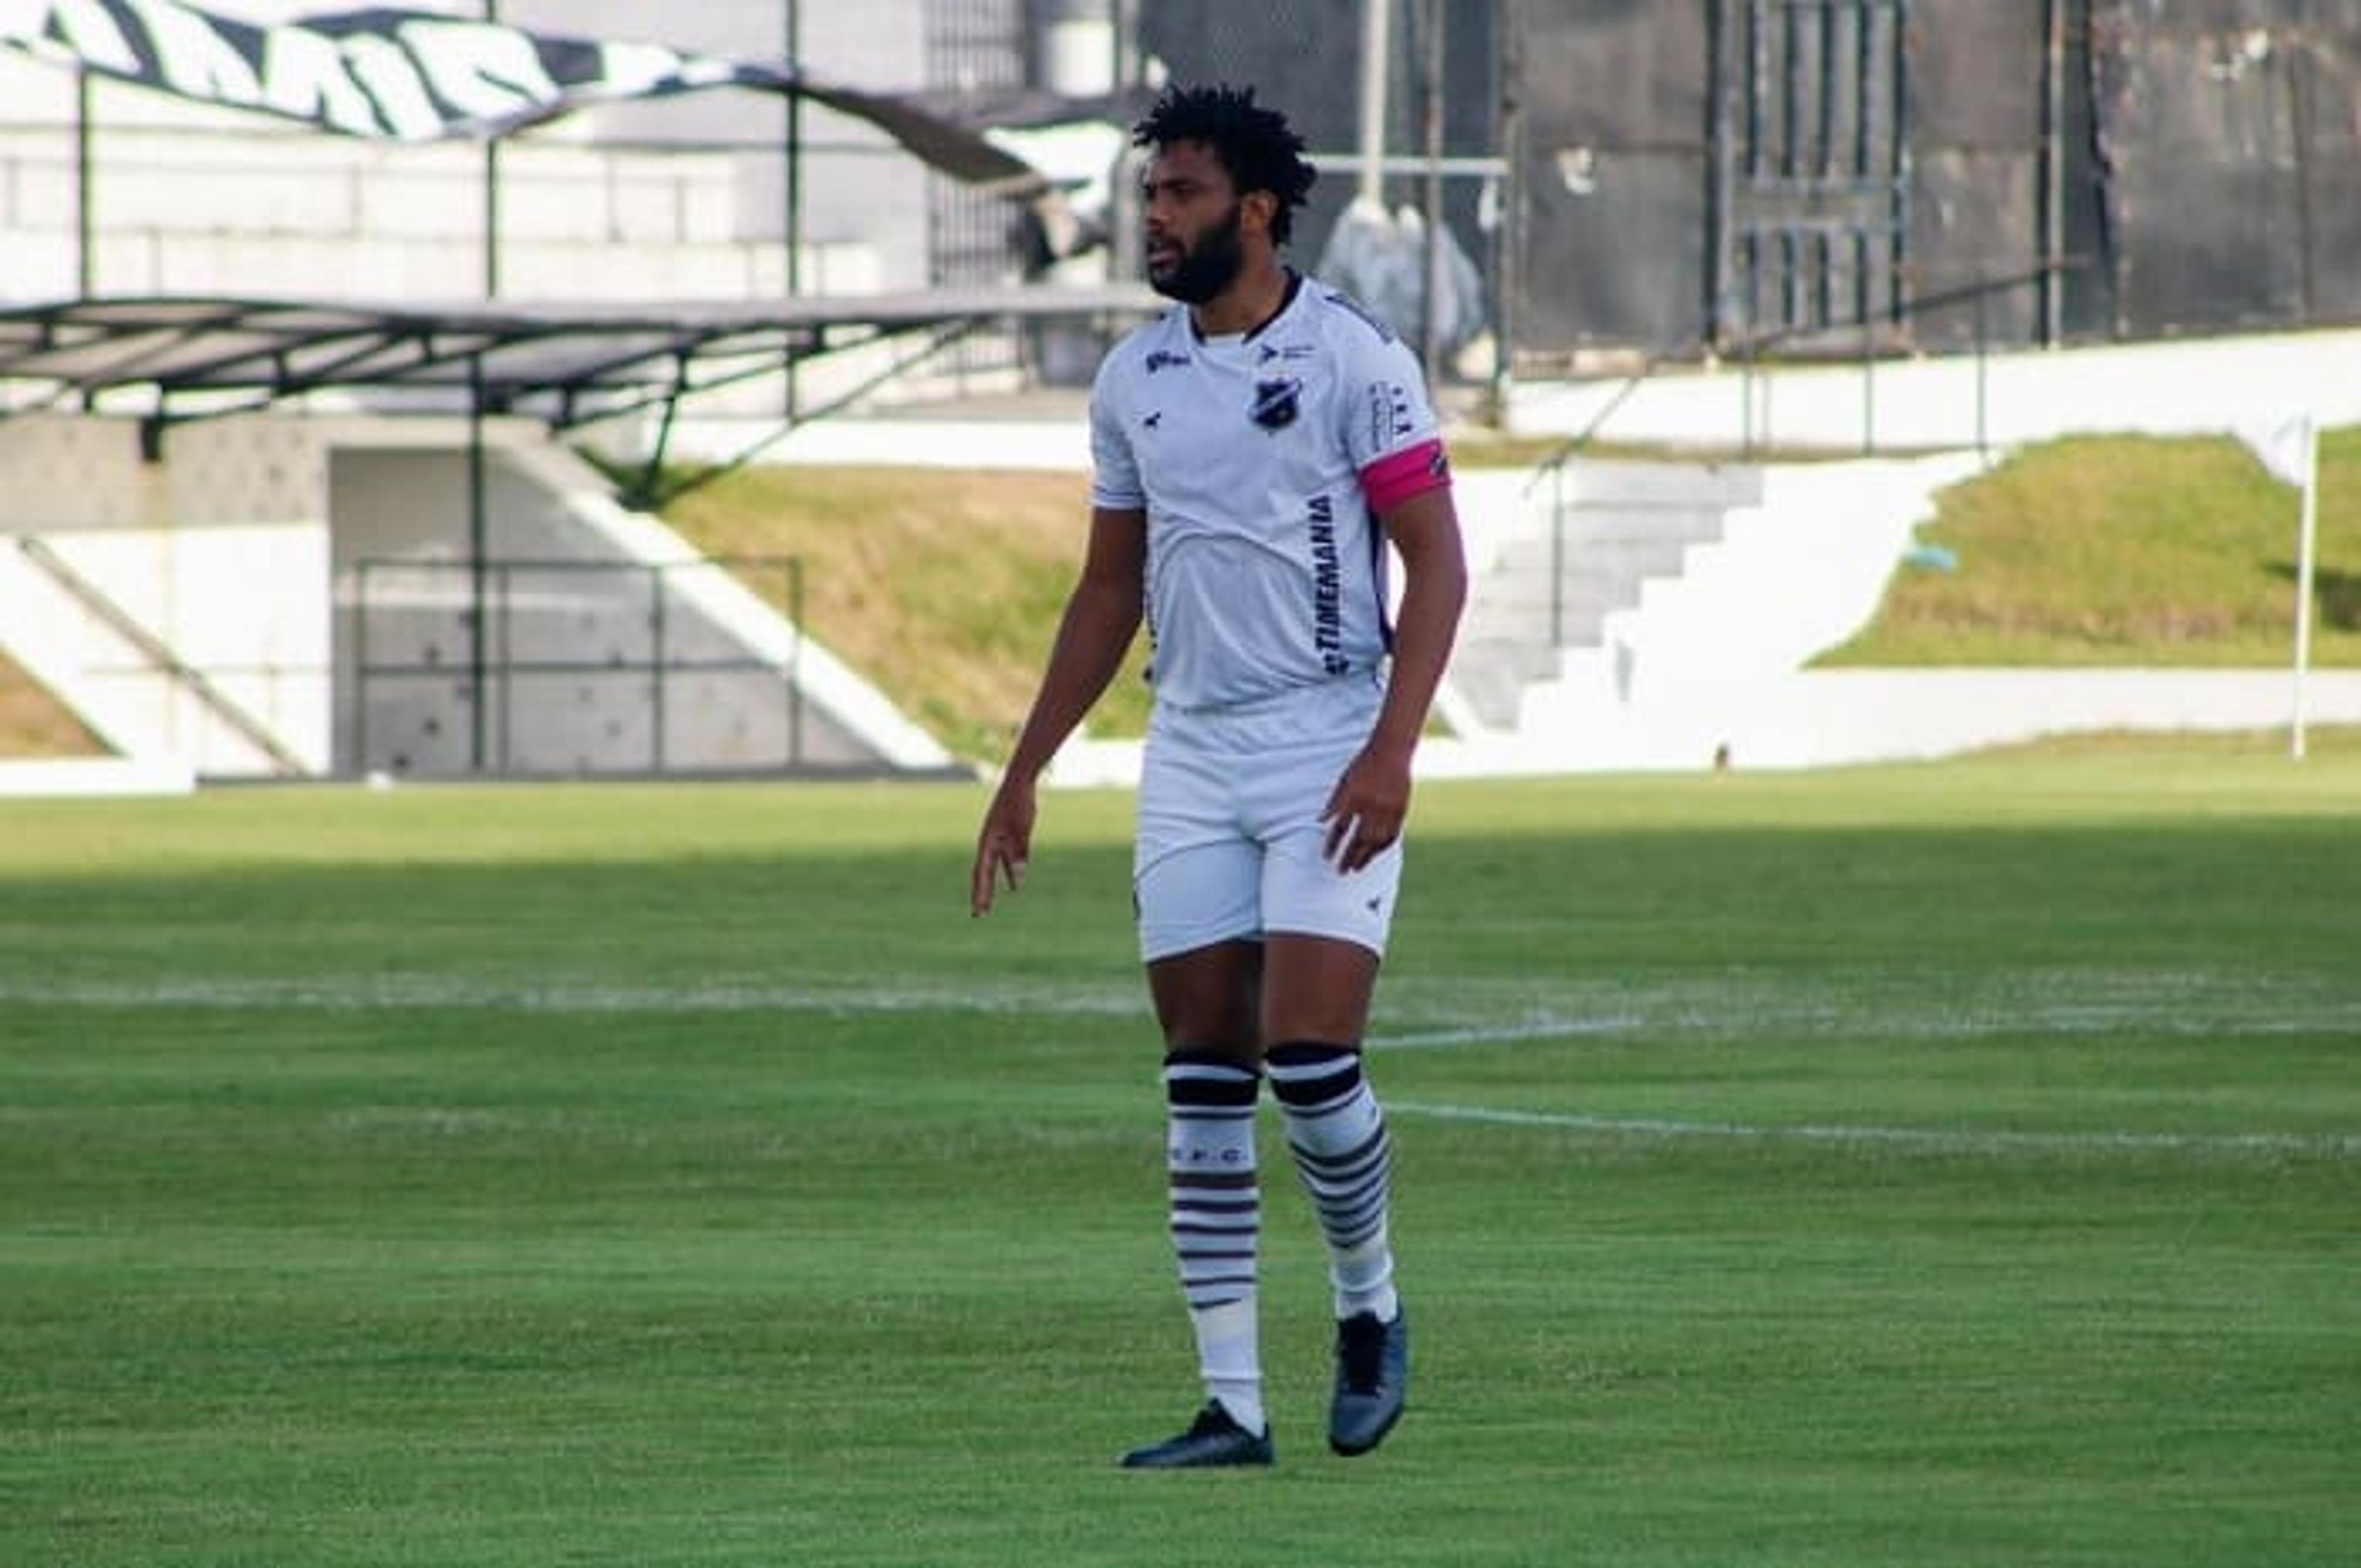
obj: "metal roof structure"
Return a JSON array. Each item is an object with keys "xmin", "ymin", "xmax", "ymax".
[{"xmin": 0, "ymin": 287, "xmax": 1159, "ymax": 456}]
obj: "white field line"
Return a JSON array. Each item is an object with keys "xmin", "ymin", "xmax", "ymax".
[
  {"xmin": 1386, "ymin": 1099, "xmax": 2361, "ymax": 1160},
  {"xmin": 1372, "ymin": 1003, "xmax": 2361, "ymax": 1045},
  {"xmin": 1376, "ymin": 1019, "xmax": 1645, "ymax": 1048},
  {"xmin": 6, "ymin": 973, "xmax": 2355, "ymax": 1162}
]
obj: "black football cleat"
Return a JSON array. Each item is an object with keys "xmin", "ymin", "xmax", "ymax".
[
  {"xmin": 1118, "ymin": 1400, "xmax": 1274, "ymax": 1469},
  {"xmin": 1328, "ymin": 1306, "xmax": 1409, "ymax": 1455}
]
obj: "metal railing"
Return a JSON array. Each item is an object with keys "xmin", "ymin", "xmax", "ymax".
[
  {"xmin": 1726, "ymin": 257, "xmax": 2098, "ymax": 461},
  {"xmin": 1519, "ymin": 257, "xmax": 2095, "ymax": 649}
]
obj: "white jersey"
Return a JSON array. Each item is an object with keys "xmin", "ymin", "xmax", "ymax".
[{"xmin": 1089, "ymin": 272, "xmax": 1443, "ymax": 710}]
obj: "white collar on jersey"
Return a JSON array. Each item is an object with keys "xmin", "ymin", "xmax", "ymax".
[{"xmin": 1188, "ymin": 267, "xmax": 1305, "ymax": 347}]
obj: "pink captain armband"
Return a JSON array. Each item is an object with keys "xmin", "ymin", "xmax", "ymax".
[{"xmin": 1359, "ymin": 438, "xmax": 1453, "ymax": 513}]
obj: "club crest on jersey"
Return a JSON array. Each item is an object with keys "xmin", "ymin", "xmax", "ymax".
[{"xmin": 1251, "ymin": 377, "xmax": 1303, "ymax": 430}]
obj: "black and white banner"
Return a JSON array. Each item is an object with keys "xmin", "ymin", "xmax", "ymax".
[{"xmin": 0, "ymin": 1, "xmax": 1118, "ymax": 220}]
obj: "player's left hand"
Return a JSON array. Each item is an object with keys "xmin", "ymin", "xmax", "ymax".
[{"xmin": 1321, "ymin": 744, "xmax": 1412, "ymax": 873}]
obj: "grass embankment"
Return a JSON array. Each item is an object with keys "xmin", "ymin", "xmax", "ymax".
[
  {"xmin": 1821, "ymin": 429, "xmax": 2361, "ymax": 665},
  {"xmin": 0, "ymin": 649, "xmax": 106, "ymax": 758},
  {"xmin": 662, "ymin": 464, "xmax": 1150, "ymax": 763}
]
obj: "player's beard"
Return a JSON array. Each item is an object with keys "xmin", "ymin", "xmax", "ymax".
[{"xmin": 1148, "ymin": 202, "xmax": 1246, "ymax": 305}]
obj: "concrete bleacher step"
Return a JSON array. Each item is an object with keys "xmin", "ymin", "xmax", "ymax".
[{"xmin": 1452, "ymin": 461, "xmax": 1762, "ymax": 731}]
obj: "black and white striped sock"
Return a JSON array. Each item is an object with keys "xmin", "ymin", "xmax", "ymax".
[
  {"xmin": 1162, "ymin": 1051, "xmax": 1264, "ymax": 1435},
  {"xmin": 1268, "ymin": 1041, "xmax": 1399, "ymax": 1323}
]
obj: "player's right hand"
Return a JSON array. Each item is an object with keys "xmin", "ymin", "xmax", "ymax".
[{"xmin": 970, "ymin": 782, "xmax": 1036, "ymax": 916}]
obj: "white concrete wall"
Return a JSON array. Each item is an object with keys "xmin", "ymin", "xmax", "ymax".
[
  {"xmin": 0, "ymin": 413, "xmax": 333, "ymax": 773},
  {"xmin": 1776, "ymin": 669, "xmax": 2361, "ymax": 767},
  {"xmin": 1507, "ymin": 328, "xmax": 2361, "ymax": 456},
  {"xmin": 328, "ymin": 435, "xmax": 951, "ymax": 776}
]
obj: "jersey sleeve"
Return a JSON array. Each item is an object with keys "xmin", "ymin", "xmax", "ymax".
[
  {"xmin": 1339, "ymin": 327, "xmax": 1441, "ymax": 469},
  {"xmin": 1088, "ymin": 348, "xmax": 1147, "ymax": 512},
  {"xmin": 1340, "ymin": 321, "xmax": 1451, "ymax": 512}
]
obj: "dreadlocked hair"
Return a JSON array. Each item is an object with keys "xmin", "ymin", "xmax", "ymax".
[{"xmin": 1132, "ymin": 84, "xmax": 1318, "ymax": 245}]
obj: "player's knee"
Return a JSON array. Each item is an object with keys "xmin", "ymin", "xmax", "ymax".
[{"xmin": 1162, "ymin": 1040, "xmax": 1261, "ymax": 1073}]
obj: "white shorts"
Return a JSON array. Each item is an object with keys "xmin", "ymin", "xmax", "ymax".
[{"xmin": 1133, "ymin": 673, "xmax": 1404, "ymax": 964}]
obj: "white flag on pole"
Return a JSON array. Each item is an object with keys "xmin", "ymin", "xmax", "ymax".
[
  {"xmin": 2234, "ymin": 415, "xmax": 2322, "ymax": 759},
  {"xmin": 2239, "ymin": 414, "xmax": 2316, "ymax": 490}
]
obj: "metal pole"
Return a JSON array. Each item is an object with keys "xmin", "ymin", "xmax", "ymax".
[
  {"xmin": 1417, "ymin": 0, "xmax": 1445, "ymax": 374},
  {"xmin": 647, "ymin": 569, "xmax": 665, "ymax": 779},
  {"xmin": 354, "ymin": 561, "xmax": 371, "ymax": 772},
  {"xmin": 1741, "ymin": 331, "xmax": 1757, "ymax": 459},
  {"xmin": 468, "ymin": 356, "xmax": 490, "ymax": 772},
  {"xmin": 1489, "ymin": 0, "xmax": 1517, "ymax": 418},
  {"xmin": 784, "ymin": 0, "xmax": 803, "ymax": 300},
  {"xmin": 1706, "ymin": 0, "xmax": 1726, "ymax": 345},
  {"xmin": 2291, "ymin": 418, "xmax": 2320, "ymax": 761},
  {"xmin": 483, "ymin": 0, "xmax": 502, "ymax": 298},
  {"xmin": 496, "ymin": 563, "xmax": 513, "ymax": 770},
  {"xmin": 484, "ymin": 144, "xmax": 503, "ymax": 298},
  {"xmin": 1549, "ymin": 462, "xmax": 1565, "ymax": 647},
  {"xmin": 1861, "ymin": 313, "xmax": 1875, "ymax": 455},
  {"xmin": 2041, "ymin": 0, "xmax": 2066, "ymax": 345},
  {"xmin": 1974, "ymin": 274, "xmax": 1990, "ymax": 457},
  {"xmin": 2287, "ymin": 39, "xmax": 2317, "ymax": 322},
  {"xmin": 783, "ymin": 0, "xmax": 803, "ymax": 421},
  {"xmin": 1358, "ymin": 0, "xmax": 1391, "ymax": 209},
  {"xmin": 650, "ymin": 564, "xmax": 668, "ymax": 774},
  {"xmin": 1891, "ymin": 0, "xmax": 1914, "ymax": 335},
  {"xmin": 76, "ymin": 68, "xmax": 95, "ymax": 297},
  {"xmin": 1106, "ymin": 0, "xmax": 1142, "ymax": 292}
]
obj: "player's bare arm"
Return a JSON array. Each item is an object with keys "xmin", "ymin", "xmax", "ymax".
[
  {"xmin": 971, "ymin": 506, "xmax": 1147, "ymax": 915},
  {"xmin": 1323, "ymin": 486, "xmax": 1467, "ymax": 873}
]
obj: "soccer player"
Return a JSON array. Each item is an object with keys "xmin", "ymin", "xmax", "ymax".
[{"xmin": 970, "ymin": 83, "xmax": 1466, "ymax": 1468}]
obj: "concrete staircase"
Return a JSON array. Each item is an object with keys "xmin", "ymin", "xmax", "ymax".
[
  {"xmin": 0, "ymin": 411, "xmax": 959, "ymax": 791},
  {"xmin": 1444, "ymin": 450, "xmax": 1994, "ymax": 773},
  {"xmin": 1449, "ymin": 461, "xmax": 1765, "ymax": 731}
]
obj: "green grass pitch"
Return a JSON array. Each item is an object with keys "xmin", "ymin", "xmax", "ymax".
[{"xmin": 3, "ymin": 749, "xmax": 2356, "ymax": 1567}]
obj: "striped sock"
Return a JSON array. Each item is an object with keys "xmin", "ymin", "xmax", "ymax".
[
  {"xmin": 1267, "ymin": 1042, "xmax": 1399, "ymax": 1323},
  {"xmin": 1162, "ymin": 1051, "xmax": 1265, "ymax": 1435}
]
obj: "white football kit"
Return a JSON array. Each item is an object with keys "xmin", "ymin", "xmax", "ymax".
[{"xmin": 1088, "ymin": 272, "xmax": 1451, "ymax": 962}]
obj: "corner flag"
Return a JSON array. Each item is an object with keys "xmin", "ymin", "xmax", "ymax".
[{"xmin": 2238, "ymin": 416, "xmax": 2322, "ymax": 761}]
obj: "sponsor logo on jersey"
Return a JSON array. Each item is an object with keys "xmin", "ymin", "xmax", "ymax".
[
  {"xmin": 1251, "ymin": 377, "xmax": 1303, "ymax": 430},
  {"xmin": 1145, "ymin": 349, "xmax": 1190, "ymax": 373},
  {"xmin": 1307, "ymin": 494, "xmax": 1348, "ymax": 675}
]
